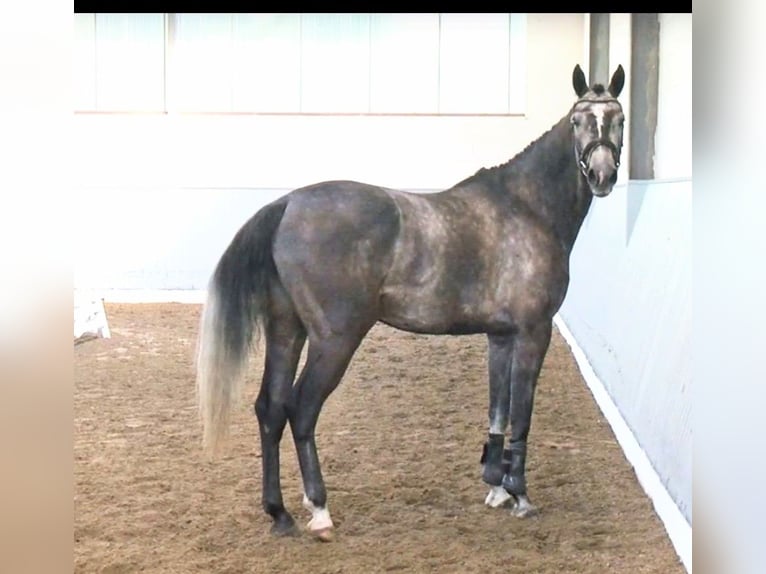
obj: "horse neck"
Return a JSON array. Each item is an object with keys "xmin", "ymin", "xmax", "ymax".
[{"xmin": 500, "ymin": 115, "xmax": 593, "ymax": 253}]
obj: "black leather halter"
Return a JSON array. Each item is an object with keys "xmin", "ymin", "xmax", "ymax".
[
  {"xmin": 578, "ymin": 139, "xmax": 621, "ymax": 175},
  {"xmin": 574, "ymin": 97, "xmax": 622, "ymax": 177}
]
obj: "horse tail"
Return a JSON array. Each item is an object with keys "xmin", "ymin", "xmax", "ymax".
[{"xmin": 196, "ymin": 197, "xmax": 289, "ymax": 456}]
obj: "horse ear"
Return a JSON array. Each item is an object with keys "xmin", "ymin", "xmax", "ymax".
[
  {"xmin": 608, "ymin": 65, "xmax": 625, "ymax": 97},
  {"xmin": 572, "ymin": 64, "xmax": 588, "ymax": 97}
]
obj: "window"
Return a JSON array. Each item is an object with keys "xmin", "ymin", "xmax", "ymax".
[
  {"xmin": 74, "ymin": 13, "xmax": 528, "ymax": 115},
  {"xmin": 74, "ymin": 13, "xmax": 165, "ymax": 111},
  {"xmin": 168, "ymin": 14, "xmax": 233, "ymax": 111},
  {"xmin": 230, "ymin": 14, "xmax": 301, "ymax": 113},
  {"xmin": 369, "ymin": 14, "xmax": 440, "ymax": 114}
]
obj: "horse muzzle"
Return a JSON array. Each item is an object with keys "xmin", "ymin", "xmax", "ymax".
[{"xmin": 580, "ymin": 143, "xmax": 619, "ymax": 197}]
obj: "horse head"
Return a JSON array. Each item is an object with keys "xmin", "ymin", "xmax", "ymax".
[{"xmin": 570, "ymin": 64, "xmax": 626, "ymax": 197}]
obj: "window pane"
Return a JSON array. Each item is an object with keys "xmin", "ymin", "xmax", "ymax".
[
  {"xmin": 439, "ymin": 14, "xmax": 510, "ymax": 114},
  {"xmin": 509, "ymin": 13, "xmax": 527, "ymax": 114},
  {"xmin": 170, "ymin": 14, "xmax": 233, "ymax": 112},
  {"xmin": 369, "ymin": 14, "xmax": 439, "ymax": 113},
  {"xmin": 74, "ymin": 13, "xmax": 96, "ymax": 110},
  {"xmin": 95, "ymin": 13, "xmax": 165, "ymax": 111},
  {"xmin": 300, "ymin": 13, "xmax": 370, "ymax": 113},
  {"xmin": 231, "ymin": 14, "xmax": 301, "ymax": 113}
]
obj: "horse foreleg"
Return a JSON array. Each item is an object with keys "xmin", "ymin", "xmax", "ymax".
[
  {"xmin": 289, "ymin": 334, "xmax": 362, "ymax": 541},
  {"xmin": 254, "ymin": 305, "xmax": 306, "ymax": 536},
  {"xmin": 504, "ymin": 320, "xmax": 552, "ymax": 518},
  {"xmin": 482, "ymin": 334, "xmax": 515, "ymax": 508}
]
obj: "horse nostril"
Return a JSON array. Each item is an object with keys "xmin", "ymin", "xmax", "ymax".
[
  {"xmin": 587, "ymin": 168, "xmax": 597, "ymax": 183},
  {"xmin": 608, "ymin": 171, "xmax": 618, "ymax": 185}
]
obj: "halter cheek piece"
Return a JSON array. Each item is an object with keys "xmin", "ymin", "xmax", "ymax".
[{"xmin": 573, "ymin": 97, "xmax": 622, "ymax": 178}]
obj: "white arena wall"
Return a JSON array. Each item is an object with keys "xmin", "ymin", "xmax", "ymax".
[{"xmin": 557, "ymin": 12, "xmax": 692, "ymax": 571}]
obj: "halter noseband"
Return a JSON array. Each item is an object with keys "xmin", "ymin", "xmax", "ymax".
[
  {"xmin": 578, "ymin": 139, "xmax": 621, "ymax": 175},
  {"xmin": 573, "ymin": 97, "xmax": 622, "ymax": 177}
]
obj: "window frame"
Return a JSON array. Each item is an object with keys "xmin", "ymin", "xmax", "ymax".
[{"xmin": 74, "ymin": 12, "xmax": 528, "ymax": 117}]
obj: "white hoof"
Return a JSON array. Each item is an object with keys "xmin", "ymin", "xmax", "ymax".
[
  {"xmin": 303, "ymin": 494, "xmax": 335, "ymax": 538},
  {"xmin": 484, "ymin": 485, "xmax": 512, "ymax": 508}
]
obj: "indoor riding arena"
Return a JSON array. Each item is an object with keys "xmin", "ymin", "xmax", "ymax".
[
  {"xmin": 75, "ymin": 304, "xmax": 683, "ymax": 573},
  {"xmin": 74, "ymin": 12, "xmax": 691, "ymax": 574}
]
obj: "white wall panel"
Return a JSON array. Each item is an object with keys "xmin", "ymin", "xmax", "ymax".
[
  {"xmin": 654, "ymin": 13, "xmax": 692, "ymax": 179},
  {"xmin": 559, "ymin": 179, "xmax": 692, "ymax": 524}
]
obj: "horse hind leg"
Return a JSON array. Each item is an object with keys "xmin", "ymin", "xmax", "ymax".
[
  {"xmin": 288, "ymin": 331, "xmax": 368, "ymax": 542},
  {"xmin": 254, "ymin": 287, "xmax": 307, "ymax": 536}
]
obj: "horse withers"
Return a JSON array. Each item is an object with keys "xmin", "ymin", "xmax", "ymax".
[{"xmin": 196, "ymin": 64, "xmax": 626, "ymax": 541}]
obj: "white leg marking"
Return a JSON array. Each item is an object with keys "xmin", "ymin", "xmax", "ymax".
[
  {"xmin": 485, "ymin": 486, "xmax": 512, "ymax": 508},
  {"xmin": 302, "ymin": 494, "xmax": 334, "ymax": 532}
]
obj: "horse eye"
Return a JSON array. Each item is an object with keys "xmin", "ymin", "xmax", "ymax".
[{"xmin": 570, "ymin": 116, "xmax": 580, "ymax": 127}]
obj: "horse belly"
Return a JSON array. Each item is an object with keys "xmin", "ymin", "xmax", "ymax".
[{"xmin": 378, "ymin": 282, "xmax": 511, "ymax": 335}]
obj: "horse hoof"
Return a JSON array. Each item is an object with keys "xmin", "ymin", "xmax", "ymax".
[
  {"xmin": 310, "ymin": 526, "xmax": 335, "ymax": 542},
  {"xmin": 511, "ymin": 505, "xmax": 538, "ymax": 518},
  {"xmin": 303, "ymin": 495, "xmax": 335, "ymax": 541},
  {"xmin": 485, "ymin": 485, "xmax": 513, "ymax": 508},
  {"xmin": 510, "ymin": 496, "xmax": 538, "ymax": 518},
  {"xmin": 270, "ymin": 514, "xmax": 300, "ymax": 537}
]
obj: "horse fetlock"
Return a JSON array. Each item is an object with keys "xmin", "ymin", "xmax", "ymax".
[
  {"xmin": 510, "ymin": 494, "xmax": 538, "ymax": 518},
  {"xmin": 502, "ymin": 473, "xmax": 527, "ymax": 495},
  {"xmin": 482, "ymin": 464, "xmax": 505, "ymax": 486},
  {"xmin": 505, "ymin": 440, "xmax": 527, "ymax": 477},
  {"xmin": 264, "ymin": 500, "xmax": 287, "ymax": 518},
  {"xmin": 270, "ymin": 511, "xmax": 299, "ymax": 536},
  {"xmin": 502, "ymin": 448, "xmax": 512, "ymax": 475},
  {"xmin": 481, "ymin": 433, "xmax": 506, "ymax": 486}
]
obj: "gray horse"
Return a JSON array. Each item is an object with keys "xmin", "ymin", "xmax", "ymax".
[{"xmin": 197, "ymin": 64, "xmax": 626, "ymax": 541}]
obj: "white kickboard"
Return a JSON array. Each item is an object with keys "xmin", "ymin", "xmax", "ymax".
[{"xmin": 74, "ymin": 294, "xmax": 111, "ymax": 341}]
